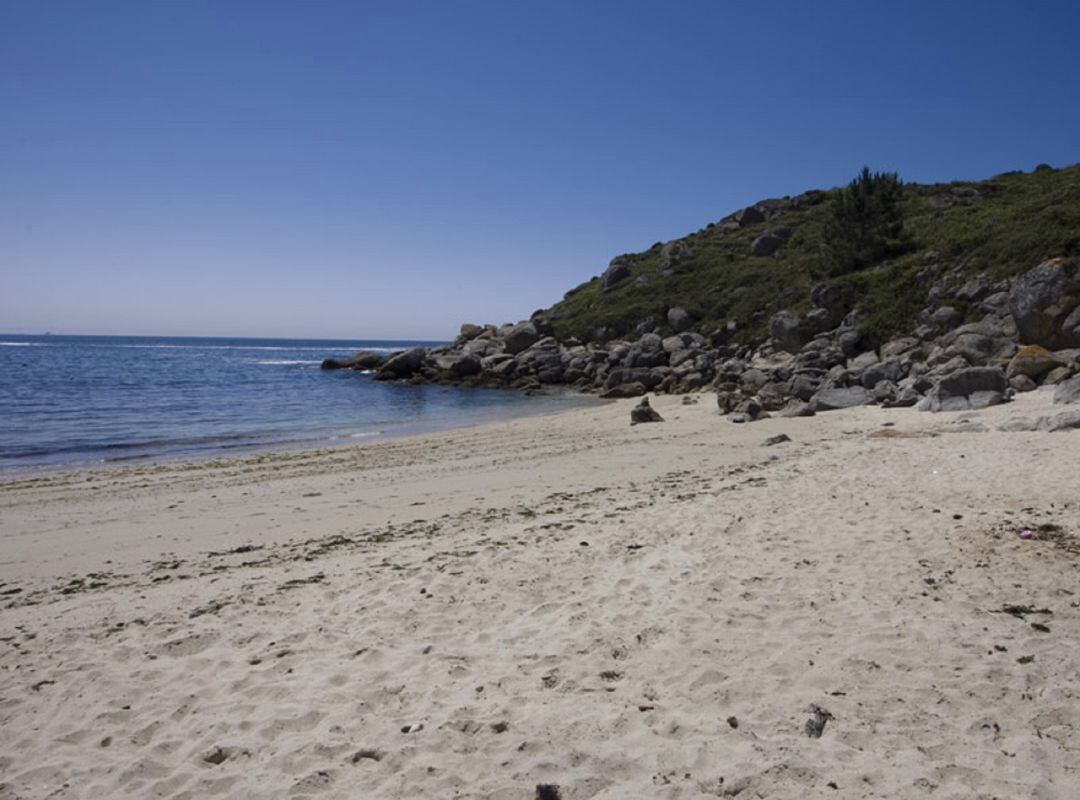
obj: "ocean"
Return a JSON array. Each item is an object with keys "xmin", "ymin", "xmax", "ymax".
[{"xmin": 0, "ymin": 335, "xmax": 596, "ymax": 472}]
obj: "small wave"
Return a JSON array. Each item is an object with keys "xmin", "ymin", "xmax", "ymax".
[
  {"xmin": 103, "ymin": 344, "xmax": 364, "ymax": 351},
  {"xmin": 255, "ymin": 359, "xmax": 323, "ymax": 365},
  {"xmin": 86, "ymin": 343, "xmax": 424, "ymax": 352},
  {"xmin": 0, "ymin": 342, "xmax": 38, "ymax": 347}
]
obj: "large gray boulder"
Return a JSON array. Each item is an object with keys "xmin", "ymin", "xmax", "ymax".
[
  {"xmin": 917, "ymin": 366, "xmax": 1008, "ymax": 412},
  {"xmin": 375, "ymin": 346, "xmax": 427, "ymax": 380},
  {"xmin": 750, "ymin": 232, "xmax": 785, "ymax": 257},
  {"xmin": 601, "ymin": 257, "xmax": 631, "ymax": 292},
  {"xmin": 930, "ymin": 306, "xmax": 963, "ymax": 331},
  {"xmin": 436, "ymin": 353, "xmax": 481, "ymax": 378},
  {"xmin": 1054, "ymin": 375, "xmax": 1080, "ymax": 404},
  {"xmin": 769, "ymin": 310, "xmax": 804, "ymax": 352},
  {"xmin": 503, "ymin": 322, "xmax": 539, "ymax": 355},
  {"xmin": 1008, "ymin": 257, "xmax": 1080, "ymax": 348},
  {"xmin": 667, "ymin": 307, "xmax": 694, "ymax": 332},
  {"xmin": 860, "ymin": 359, "xmax": 904, "ymax": 388},
  {"xmin": 1045, "ymin": 411, "xmax": 1080, "ymax": 431},
  {"xmin": 732, "ymin": 205, "xmax": 765, "ymax": 227},
  {"xmin": 459, "ymin": 323, "xmax": 483, "ymax": 340},
  {"xmin": 811, "ymin": 385, "xmax": 871, "ymax": 411}
]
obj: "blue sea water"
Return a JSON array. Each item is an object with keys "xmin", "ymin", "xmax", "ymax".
[{"xmin": 0, "ymin": 335, "xmax": 596, "ymax": 472}]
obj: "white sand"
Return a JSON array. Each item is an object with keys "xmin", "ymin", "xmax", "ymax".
[{"xmin": 2, "ymin": 389, "xmax": 1079, "ymax": 799}]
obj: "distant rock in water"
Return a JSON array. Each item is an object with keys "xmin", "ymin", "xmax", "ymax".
[
  {"xmin": 321, "ymin": 351, "xmax": 385, "ymax": 370},
  {"xmin": 374, "ymin": 347, "xmax": 427, "ymax": 380}
]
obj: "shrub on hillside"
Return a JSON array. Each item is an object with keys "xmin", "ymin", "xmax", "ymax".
[{"xmin": 825, "ymin": 167, "xmax": 908, "ymax": 275}]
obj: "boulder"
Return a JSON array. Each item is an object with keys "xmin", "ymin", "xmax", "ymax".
[
  {"xmin": 733, "ymin": 205, "xmax": 765, "ymax": 227},
  {"xmin": 459, "ymin": 323, "xmax": 483, "ymax": 340},
  {"xmin": 955, "ymin": 277, "xmax": 991, "ymax": 302},
  {"xmin": 321, "ymin": 350, "xmax": 385, "ymax": 370},
  {"xmin": 750, "ymin": 232, "xmax": 785, "ymax": 257},
  {"xmin": 483, "ymin": 354, "xmax": 517, "ymax": 378},
  {"xmin": 778, "ymin": 400, "xmax": 816, "ymax": 417},
  {"xmin": 1054, "ymin": 375, "xmax": 1080, "ymax": 405},
  {"xmin": 601, "ymin": 382, "xmax": 647, "ymax": 399},
  {"xmin": 667, "ymin": 307, "xmax": 694, "ymax": 332},
  {"xmin": 601, "ymin": 257, "xmax": 632, "ymax": 292},
  {"xmin": 503, "ymin": 322, "xmax": 539, "ymax": 355},
  {"xmin": 871, "ymin": 380, "xmax": 899, "ymax": 403},
  {"xmin": 375, "ymin": 347, "xmax": 428, "ymax": 380},
  {"xmin": 1008, "ymin": 257, "xmax": 1080, "ymax": 348},
  {"xmin": 635, "ymin": 315, "xmax": 659, "ymax": 335},
  {"xmin": 638, "ymin": 332, "xmax": 663, "ymax": 351},
  {"xmin": 729, "ymin": 396, "xmax": 765, "ymax": 423},
  {"xmin": 436, "ymin": 353, "xmax": 482, "ymax": 378},
  {"xmin": 861, "ymin": 359, "xmax": 904, "ymax": 389},
  {"xmin": 930, "ymin": 306, "xmax": 963, "ymax": 330},
  {"xmin": 1043, "ymin": 365, "xmax": 1074, "ymax": 385},
  {"xmin": 917, "ymin": 366, "xmax": 1008, "ymax": 412},
  {"xmin": 738, "ymin": 368, "xmax": 770, "ymax": 393},
  {"xmin": 463, "ymin": 338, "xmax": 500, "ymax": 358},
  {"xmin": 625, "ymin": 345, "xmax": 667, "ymax": 369},
  {"xmin": 882, "ymin": 385, "xmax": 921, "ymax": 408},
  {"xmin": 788, "ymin": 373, "xmax": 821, "ymax": 401},
  {"xmin": 630, "ymin": 397, "xmax": 664, "ymax": 425},
  {"xmin": 804, "ymin": 308, "xmax": 834, "ymax": 333},
  {"xmin": 1006, "ymin": 344, "xmax": 1065, "ymax": 380},
  {"xmin": 1045, "ymin": 410, "xmax": 1080, "ymax": 431},
  {"xmin": 810, "ymin": 385, "xmax": 871, "ymax": 411},
  {"xmin": 1009, "ymin": 374, "xmax": 1037, "ymax": 392},
  {"xmin": 769, "ymin": 310, "xmax": 804, "ymax": 352},
  {"xmin": 661, "ymin": 335, "xmax": 685, "ymax": 353},
  {"xmin": 837, "ymin": 328, "xmax": 865, "ymax": 357}
]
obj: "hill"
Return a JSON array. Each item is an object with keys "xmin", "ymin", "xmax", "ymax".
[
  {"xmin": 328, "ymin": 161, "xmax": 1080, "ymax": 422},
  {"xmin": 544, "ymin": 163, "xmax": 1080, "ymax": 347}
]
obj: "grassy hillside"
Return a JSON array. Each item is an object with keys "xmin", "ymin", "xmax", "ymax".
[{"xmin": 546, "ymin": 163, "xmax": 1080, "ymax": 346}]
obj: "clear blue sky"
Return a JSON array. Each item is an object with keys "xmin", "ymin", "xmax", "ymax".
[{"xmin": 3, "ymin": 1, "xmax": 1078, "ymax": 339}]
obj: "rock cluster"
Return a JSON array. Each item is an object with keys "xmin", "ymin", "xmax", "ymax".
[{"xmin": 323, "ymin": 257, "xmax": 1080, "ymax": 418}]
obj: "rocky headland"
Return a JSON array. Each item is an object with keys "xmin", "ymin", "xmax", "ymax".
[{"xmin": 324, "ymin": 164, "xmax": 1080, "ymax": 422}]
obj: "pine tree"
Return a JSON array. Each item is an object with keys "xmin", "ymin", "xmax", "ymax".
[{"xmin": 826, "ymin": 167, "xmax": 906, "ymax": 275}]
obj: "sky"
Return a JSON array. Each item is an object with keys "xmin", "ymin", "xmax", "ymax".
[{"xmin": 2, "ymin": 1, "xmax": 1079, "ymax": 340}]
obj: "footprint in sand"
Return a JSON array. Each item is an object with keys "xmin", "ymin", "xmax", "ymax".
[{"xmin": 155, "ymin": 632, "xmax": 218, "ymax": 658}]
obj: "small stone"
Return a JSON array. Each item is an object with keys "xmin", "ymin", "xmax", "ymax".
[{"xmin": 805, "ymin": 705, "xmax": 833, "ymax": 738}]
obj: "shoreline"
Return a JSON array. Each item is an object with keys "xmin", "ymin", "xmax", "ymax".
[
  {"xmin": 2, "ymin": 389, "xmax": 1080, "ymax": 798},
  {"xmin": 0, "ymin": 383, "xmax": 602, "ymax": 480}
]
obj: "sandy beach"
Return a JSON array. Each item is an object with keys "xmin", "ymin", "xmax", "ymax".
[{"xmin": 2, "ymin": 390, "xmax": 1079, "ymax": 799}]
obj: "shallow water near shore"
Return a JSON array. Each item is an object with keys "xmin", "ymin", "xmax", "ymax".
[{"xmin": 0, "ymin": 334, "xmax": 598, "ymax": 472}]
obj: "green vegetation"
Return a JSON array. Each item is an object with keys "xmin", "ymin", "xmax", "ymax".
[
  {"xmin": 824, "ymin": 166, "xmax": 908, "ymax": 275},
  {"xmin": 546, "ymin": 163, "xmax": 1080, "ymax": 346}
]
